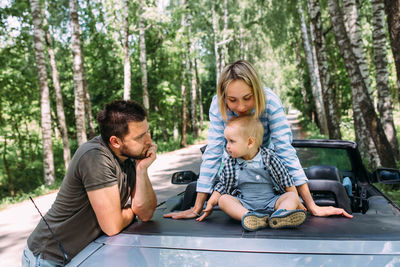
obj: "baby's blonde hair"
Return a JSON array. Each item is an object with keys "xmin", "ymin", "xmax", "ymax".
[
  {"xmin": 217, "ymin": 60, "xmax": 266, "ymax": 121},
  {"xmin": 226, "ymin": 115, "xmax": 264, "ymax": 147}
]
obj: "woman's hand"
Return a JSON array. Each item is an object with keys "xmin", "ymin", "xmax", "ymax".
[
  {"xmin": 310, "ymin": 205, "xmax": 353, "ymax": 218},
  {"xmin": 163, "ymin": 208, "xmax": 200, "ymax": 219}
]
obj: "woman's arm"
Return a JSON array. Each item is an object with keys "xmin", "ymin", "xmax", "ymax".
[
  {"xmin": 265, "ymin": 89, "xmax": 352, "ymax": 218},
  {"xmin": 164, "ymin": 96, "xmax": 226, "ymax": 219}
]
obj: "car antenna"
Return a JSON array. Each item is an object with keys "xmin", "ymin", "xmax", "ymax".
[{"xmin": 29, "ymin": 196, "xmax": 70, "ymax": 265}]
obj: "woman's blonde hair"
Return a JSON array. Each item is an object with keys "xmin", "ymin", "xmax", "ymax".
[
  {"xmin": 226, "ymin": 115, "xmax": 264, "ymax": 147},
  {"xmin": 217, "ymin": 60, "xmax": 266, "ymax": 121}
]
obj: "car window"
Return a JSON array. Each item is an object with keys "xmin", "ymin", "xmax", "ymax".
[{"xmin": 295, "ymin": 147, "xmax": 352, "ymax": 171}]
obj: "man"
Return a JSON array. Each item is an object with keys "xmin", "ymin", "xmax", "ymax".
[{"xmin": 22, "ymin": 100, "xmax": 157, "ymax": 266}]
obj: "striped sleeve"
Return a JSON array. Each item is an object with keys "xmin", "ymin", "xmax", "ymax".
[
  {"xmin": 262, "ymin": 88, "xmax": 307, "ymax": 186},
  {"xmin": 197, "ymin": 95, "xmax": 226, "ymax": 194}
]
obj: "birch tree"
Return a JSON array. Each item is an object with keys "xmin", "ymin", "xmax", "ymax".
[
  {"xmin": 30, "ymin": 0, "xmax": 55, "ymax": 185},
  {"xmin": 123, "ymin": 0, "xmax": 131, "ymax": 100},
  {"xmin": 220, "ymin": 0, "xmax": 229, "ymax": 69},
  {"xmin": 383, "ymin": 0, "xmax": 400, "ymax": 97},
  {"xmin": 327, "ymin": 0, "xmax": 396, "ymax": 168},
  {"xmin": 180, "ymin": 0, "xmax": 188, "ymax": 147},
  {"xmin": 70, "ymin": 0, "xmax": 87, "ymax": 146},
  {"xmin": 139, "ymin": 0, "xmax": 149, "ymax": 111},
  {"xmin": 372, "ymin": 0, "xmax": 399, "ymax": 159},
  {"xmin": 212, "ymin": 1, "xmax": 221, "ymax": 84},
  {"xmin": 298, "ymin": 1, "xmax": 329, "ymax": 135},
  {"xmin": 342, "ymin": 0, "xmax": 373, "ymax": 100},
  {"xmin": 194, "ymin": 58, "xmax": 204, "ymax": 130},
  {"xmin": 308, "ymin": 0, "xmax": 341, "ymax": 139},
  {"xmin": 43, "ymin": 3, "xmax": 71, "ymax": 169}
]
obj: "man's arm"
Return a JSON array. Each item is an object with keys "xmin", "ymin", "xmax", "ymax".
[
  {"xmin": 131, "ymin": 143, "xmax": 157, "ymax": 221},
  {"xmin": 87, "ymin": 184, "xmax": 134, "ymax": 236}
]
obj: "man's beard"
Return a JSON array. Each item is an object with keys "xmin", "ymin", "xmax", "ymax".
[{"xmin": 120, "ymin": 145, "xmax": 149, "ymax": 160}]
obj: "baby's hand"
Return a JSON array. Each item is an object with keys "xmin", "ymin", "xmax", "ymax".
[{"xmin": 196, "ymin": 203, "xmax": 214, "ymax": 222}]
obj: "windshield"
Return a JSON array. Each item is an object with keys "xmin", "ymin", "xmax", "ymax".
[{"xmin": 295, "ymin": 147, "xmax": 352, "ymax": 172}]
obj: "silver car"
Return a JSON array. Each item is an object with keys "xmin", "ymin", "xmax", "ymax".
[{"xmin": 68, "ymin": 140, "xmax": 400, "ymax": 266}]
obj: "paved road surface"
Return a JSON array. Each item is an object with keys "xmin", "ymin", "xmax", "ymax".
[{"xmin": 0, "ymin": 143, "xmax": 204, "ymax": 267}]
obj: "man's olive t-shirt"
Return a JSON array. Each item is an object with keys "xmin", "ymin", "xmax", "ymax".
[{"xmin": 27, "ymin": 136, "xmax": 136, "ymax": 262}]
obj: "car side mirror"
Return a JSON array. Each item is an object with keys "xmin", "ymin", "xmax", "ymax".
[
  {"xmin": 373, "ymin": 168, "xmax": 400, "ymax": 184},
  {"xmin": 171, "ymin": 171, "xmax": 198, "ymax": 184}
]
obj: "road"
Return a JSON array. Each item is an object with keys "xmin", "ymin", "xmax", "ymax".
[{"xmin": 0, "ymin": 143, "xmax": 204, "ymax": 267}]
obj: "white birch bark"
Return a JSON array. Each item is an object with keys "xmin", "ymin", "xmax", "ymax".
[
  {"xmin": 180, "ymin": 0, "xmax": 188, "ymax": 147},
  {"xmin": 383, "ymin": 0, "xmax": 400, "ymax": 98},
  {"xmin": 327, "ymin": 0, "xmax": 396, "ymax": 168},
  {"xmin": 372, "ymin": 0, "xmax": 399, "ymax": 159},
  {"xmin": 212, "ymin": 1, "xmax": 220, "ymax": 85},
  {"xmin": 123, "ymin": 0, "xmax": 131, "ymax": 100},
  {"xmin": 308, "ymin": 0, "xmax": 342, "ymax": 139},
  {"xmin": 194, "ymin": 58, "xmax": 203, "ymax": 130},
  {"xmin": 298, "ymin": 1, "xmax": 328, "ymax": 135},
  {"xmin": 189, "ymin": 44, "xmax": 198, "ymax": 139},
  {"xmin": 30, "ymin": 0, "xmax": 55, "ymax": 185},
  {"xmin": 342, "ymin": 0, "xmax": 373, "ymax": 101},
  {"xmin": 70, "ymin": 0, "xmax": 87, "ymax": 146},
  {"xmin": 220, "ymin": 0, "xmax": 228, "ymax": 69},
  {"xmin": 139, "ymin": 0, "xmax": 149, "ymax": 110},
  {"xmin": 43, "ymin": 3, "xmax": 71, "ymax": 169}
]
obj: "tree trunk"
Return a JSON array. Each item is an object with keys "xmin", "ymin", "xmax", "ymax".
[
  {"xmin": 30, "ymin": 0, "xmax": 55, "ymax": 185},
  {"xmin": 82, "ymin": 60, "xmax": 95, "ymax": 139},
  {"xmin": 342, "ymin": 0, "xmax": 373, "ymax": 101},
  {"xmin": 383, "ymin": 0, "xmax": 400, "ymax": 98},
  {"xmin": 190, "ymin": 49, "xmax": 198, "ymax": 139},
  {"xmin": 220, "ymin": 0, "xmax": 228, "ymax": 69},
  {"xmin": 308, "ymin": 0, "xmax": 342, "ymax": 139},
  {"xmin": 194, "ymin": 58, "xmax": 204, "ymax": 130},
  {"xmin": 43, "ymin": 2, "xmax": 71, "ymax": 169},
  {"xmin": 180, "ymin": 0, "xmax": 188, "ymax": 147},
  {"xmin": 123, "ymin": 0, "xmax": 131, "ymax": 101},
  {"xmin": 212, "ymin": 1, "xmax": 220, "ymax": 85},
  {"xmin": 3, "ymin": 137, "xmax": 14, "ymax": 197},
  {"xmin": 298, "ymin": 1, "xmax": 329, "ymax": 135},
  {"xmin": 327, "ymin": 0, "xmax": 396, "ymax": 168},
  {"xmin": 70, "ymin": 0, "xmax": 87, "ymax": 146},
  {"xmin": 372, "ymin": 0, "xmax": 399, "ymax": 160},
  {"xmin": 139, "ymin": 0, "xmax": 149, "ymax": 111}
]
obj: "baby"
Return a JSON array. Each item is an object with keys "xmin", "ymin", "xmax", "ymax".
[{"xmin": 197, "ymin": 115, "xmax": 306, "ymax": 231}]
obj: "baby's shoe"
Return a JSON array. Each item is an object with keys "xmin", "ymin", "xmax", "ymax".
[
  {"xmin": 268, "ymin": 209, "xmax": 306, "ymax": 229},
  {"xmin": 241, "ymin": 211, "xmax": 270, "ymax": 231}
]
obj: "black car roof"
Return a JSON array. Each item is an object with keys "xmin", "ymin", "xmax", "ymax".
[{"xmin": 293, "ymin": 139, "xmax": 357, "ymax": 149}]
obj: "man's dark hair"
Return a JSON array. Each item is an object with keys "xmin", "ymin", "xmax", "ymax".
[{"xmin": 97, "ymin": 100, "xmax": 147, "ymax": 144}]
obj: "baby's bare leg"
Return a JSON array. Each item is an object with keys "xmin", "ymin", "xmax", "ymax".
[
  {"xmin": 218, "ymin": 194, "xmax": 248, "ymax": 221},
  {"xmin": 274, "ymin": 191, "xmax": 300, "ymax": 211}
]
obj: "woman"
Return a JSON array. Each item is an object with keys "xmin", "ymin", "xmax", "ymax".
[{"xmin": 164, "ymin": 59, "xmax": 352, "ymax": 219}]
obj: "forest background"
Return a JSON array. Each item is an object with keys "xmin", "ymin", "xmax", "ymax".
[{"xmin": 1, "ymin": 0, "xmax": 400, "ymax": 207}]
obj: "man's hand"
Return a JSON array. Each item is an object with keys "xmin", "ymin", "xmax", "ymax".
[
  {"xmin": 163, "ymin": 208, "xmax": 200, "ymax": 219},
  {"xmin": 136, "ymin": 143, "xmax": 157, "ymax": 172},
  {"xmin": 163, "ymin": 192, "xmax": 208, "ymax": 220},
  {"xmin": 310, "ymin": 205, "xmax": 353, "ymax": 218}
]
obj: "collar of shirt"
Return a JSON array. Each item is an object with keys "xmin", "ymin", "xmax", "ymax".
[{"xmin": 236, "ymin": 149, "xmax": 263, "ymax": 169}]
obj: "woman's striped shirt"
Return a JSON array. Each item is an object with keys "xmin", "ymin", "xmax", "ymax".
[{"xmin": 197, "ymin": 87, "xmax": 307, "ymax": 194}]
